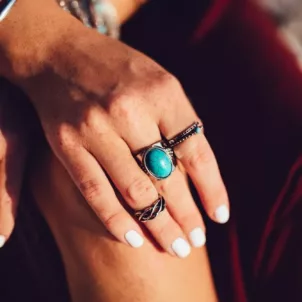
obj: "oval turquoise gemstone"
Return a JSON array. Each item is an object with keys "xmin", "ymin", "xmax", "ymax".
[{"xmin": 144, "ymin": 147, "xmax": 173, "ymax": 179}]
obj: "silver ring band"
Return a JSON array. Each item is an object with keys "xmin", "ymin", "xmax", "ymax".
[
  {"xmin": 166, "ymin": 121, "xmax": 204, "ymax": 148},
  {"xmin": 134, "ymin": 196, "xmax": 166, "ymax": 222}
]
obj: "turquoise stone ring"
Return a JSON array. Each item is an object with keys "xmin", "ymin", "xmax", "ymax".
[
  {"xmin": 134, "ymin": 122, "xmax": 203, "ymax": 180},
  {"xmin": 136, "ymin": 142, "xmax": 176, "ymax": 180},
  {"xmin": 144, "ymin": 146, "xmax": 174, "ymax": 179}
]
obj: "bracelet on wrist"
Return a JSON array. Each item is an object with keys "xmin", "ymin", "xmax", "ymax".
[
  {"xmin": 58, "ymin": 0, "xmax": 120, "ymax": 39},
  {"xmin": 0, "ymin": 0, "xmax": 17, "ymax": 22}
]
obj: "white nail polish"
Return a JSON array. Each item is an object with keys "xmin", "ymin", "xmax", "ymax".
[
  {"xmin": 0, "ymin": 235, "xmax": 6, "ymax": 248},
  {"xmin": 214, "ymin": 205, "xmax": 230, "ymax": 224},
  {"xmin": 171, "ymin": 238, "xmax": 191, "ymax": 258},
  {"xmin": 125, "ymin": 230, "xmax": 144, "ymax": 248},
  {"xmin": 189, "ymin": 227, "xmax": 206, "ymax": 247}
]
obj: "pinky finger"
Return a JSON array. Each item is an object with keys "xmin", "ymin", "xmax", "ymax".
[{"xmin": 61, "ymin": 148, "xmax": 145, "ymax": 248}]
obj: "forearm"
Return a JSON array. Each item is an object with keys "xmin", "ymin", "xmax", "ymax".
[{"xmin": 0, "ymin": 0, "xmax": 71, "ymax": 81}]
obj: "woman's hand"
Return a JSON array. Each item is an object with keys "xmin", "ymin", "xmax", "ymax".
[{"xmin": 0, "ymin": 0, "xmax": 229, "ymax": 257}]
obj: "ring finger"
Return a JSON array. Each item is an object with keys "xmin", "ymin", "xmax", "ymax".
[
  {"xmin": 89, "ymin": 125, "xmax": 191, "ymax": 258},
  {"xmin": 117, "ymin": 114, "xmax": 206, "ymax": 248}
]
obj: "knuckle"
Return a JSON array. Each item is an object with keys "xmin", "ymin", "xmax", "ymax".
[
  {"xmin": 80, "ymin": 107, "xmax": 106, "ymax": 133},
  {"xmin": 79, "ymin": 179, "xmax": 104, "ymax": 203},
  {"xmin": 157, "ymin": 180, "xmax": 171, "ymax": 196},
  {"xmin": 155, "ymin": 72, "xmax": 180, "ymax": 90},
  {"xmin": 186, "ymin": 147, "xmax": 214, "ymax": 169},
  {"xmin": 101, "ymin": 210, "xmax": 124, "ymax": 230},
  {"xmin": 149, "ymin": 72, "xmax": 186, "ymax": 111},
  {"xmin": 178, "ymin": 212, "xmax": 202, "ymax": 228},
  {"xmin": 126, "ymin": 178, "xmax": 157, "ymax": 207},
  {"xmin": 55, "ymin": 125, "xmax": 76, "ymax": 151},
  {"xmin": 150, "ymin": 218, "xmax": 171, "ymax": 242},
  {"xmin": 107, "ymin": 93, "xmax": 136, "ymax": 120}
]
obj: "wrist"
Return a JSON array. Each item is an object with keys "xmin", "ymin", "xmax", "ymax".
[{"xmin": 0, "ymin": 0, "xmax": 76, "ymax": 80}]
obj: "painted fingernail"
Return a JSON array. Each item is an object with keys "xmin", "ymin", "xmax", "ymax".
[
  {"xmin": 214, "ymin": 205, "xmax": 230, "ymax": 224},
  {"xmin": 125, "ymin": 230, "xmax": 144, "ymax": 248},
  {"xmin": 0, "ymin": 235, "xmax": 6, "ymax": 248},
  {"xmin": 171, "ymin": 238, "xmax": 191, "ymax": 258},
  {"xmin": 189, "ymin": 227, "xmax": 206, "ymax": 247}
]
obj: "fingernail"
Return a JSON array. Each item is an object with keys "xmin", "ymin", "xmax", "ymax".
[
  {"xmin": 171, "ymin": 238, "xmax": 191, "ymax": 258},
  {"xmin": 214, "ymin": 205, "xmax": 230, "ymax": 224},
  {"xmin": 189, "ymin": 227, "xmax": 206, "ymax": 247},
  {"xmin": 125, "ymin": 230, "xmax": 144, "ymax": 248},
  {"xmin": 0, "ymin": 235, "xmax": 6, "ymax": 248}
]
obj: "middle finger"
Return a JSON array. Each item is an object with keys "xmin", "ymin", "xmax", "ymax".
[
  {"xmin": 117, "ymin": 116, "xmax": 206, "ymax": 251},
  {"xmin": 89, "ymin": 125, "xmax": 191, "ymax": 258}
]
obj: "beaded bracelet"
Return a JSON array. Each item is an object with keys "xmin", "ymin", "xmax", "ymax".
[
  {"xmin": 0, "ymin": 0, "xmax": 16, "ymax": 22},
  {"xmin": 58, "ymin": 0, "xmax": 120, "ymax": 39}
]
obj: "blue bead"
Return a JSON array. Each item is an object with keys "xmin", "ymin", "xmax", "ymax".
[
  {"xmin": 97, "ymin": 24, "xmax": 108, "ymax": 34},
  {"xmin": 145, "ymin": 147, "xmax": 173, "ymax": 179},
  {"xmin": 196, "ymin": 127, "xmax": 202, "ymax": 134}
]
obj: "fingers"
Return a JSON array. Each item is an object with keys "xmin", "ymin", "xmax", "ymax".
[
  {"xmin": 89, "ymin": 130, "xmax": 192, "ymax": 257},
  {"xmin": 115, "ymin": 115, "xmax": 206, "ymax": 255},
  {"xmin": 159, "ymin": 92, "xmax": 230, "ymax": 224},
  {"xmin": 156, "ymin": 168, "xmax": 206, "ymax": 247},
  {"xmin": 59, "ymin": 147, "xmax": 145, "ymax": 248}
]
